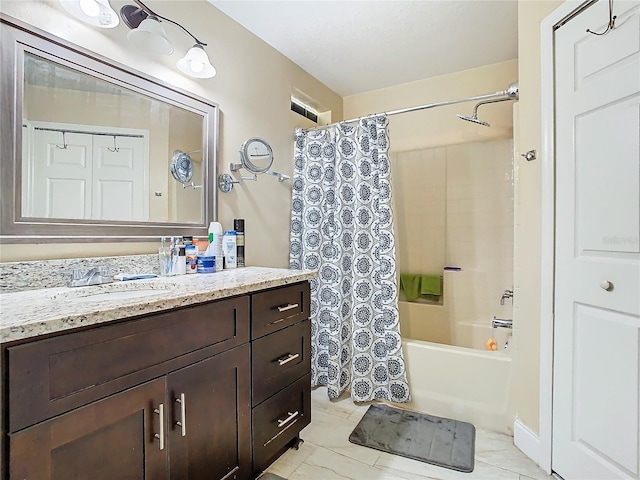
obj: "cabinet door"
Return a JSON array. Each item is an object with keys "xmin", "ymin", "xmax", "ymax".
[
  {"xmin": 167, "ymin": 344, "xmax": 251, "ymax": 480},
  {"xmin": 9, "ymin": 378, "xmax": 167, "ymax": 480}
]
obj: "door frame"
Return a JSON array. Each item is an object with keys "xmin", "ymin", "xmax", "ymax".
[{"xmin": 538, "ymin": 0, "xmax": 597, "ymax": 474}]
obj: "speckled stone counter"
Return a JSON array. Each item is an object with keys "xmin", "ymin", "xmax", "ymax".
[{"xmin": 0, "ymin": 267, "xmax": 316, "ymax": 344}]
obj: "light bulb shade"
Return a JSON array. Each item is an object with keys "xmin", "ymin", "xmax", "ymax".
[
  {"xmin": 176, "ymin": 44, "xmax": 216, "ymax": 79},
  {"xmin": 59, "ymin": 0, "xmax": 119, "ymax": 28},
  {"xmin": 127, "ymin": 17, "xmax": 173, "ymax": 56}
]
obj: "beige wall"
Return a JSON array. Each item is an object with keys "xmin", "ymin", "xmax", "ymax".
[
  {"xmin": 344, "ymin": 60, "xmax": 518, "ymax": 152},
  {"xmin": 0, "ymin": 0, "xmax": 343, "ymax": 263},
  {"xmin": 510, "ymin": 0, "xmax": 564, "ymax": 435}
]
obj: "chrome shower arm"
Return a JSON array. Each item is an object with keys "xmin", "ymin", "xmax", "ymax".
[{"xmin": 470, "ymin": 96, "xmax": 514, "ymax": 117}]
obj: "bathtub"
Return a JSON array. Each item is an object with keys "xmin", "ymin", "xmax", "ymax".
[
  {"xmin": 398, "ymin": 301, "xmax": 512, "ymax": 349},
  {"xmin": 401, "ymin": 338, "xmax": 515, "ymax": 433}
]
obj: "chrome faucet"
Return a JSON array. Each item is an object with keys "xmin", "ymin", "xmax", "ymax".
[
  {"xmin": 492, "ymin": 316, "xmax": 513, "ymax": 329},
  {"xmin": 500, "ymin": 289, "xmax": 514, "ymax": 305},
  {"xmin": 68, "ymin": 266, "xmax": 114, "ymax": 287}
]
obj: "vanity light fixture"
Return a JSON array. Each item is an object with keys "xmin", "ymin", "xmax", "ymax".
[
  {"xmin": 58, "ymin": 0, "xmax": 119, "ymax": 28},
  {"xmin": 120, "ymin": 0, "xmax": 216, "ymax": 79}
]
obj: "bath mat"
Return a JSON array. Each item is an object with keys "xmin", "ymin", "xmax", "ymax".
[{"xmin": 348, "ymin": 404, "xmax": 475, "ymax": 473}]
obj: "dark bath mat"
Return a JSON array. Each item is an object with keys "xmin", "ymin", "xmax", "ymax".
[{"xmin": 348, "ymin": 404, "xmax": 476, "ymax": 473}]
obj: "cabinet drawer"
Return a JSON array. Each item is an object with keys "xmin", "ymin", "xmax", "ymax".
[
  {"xmin": 8, "ymin": 296, "xmax": 249, "ymax": 433},
  {"xmin": 251, "ymin": 282, "xmax": 310, "ymax": 339},
  {"xmin": 252, "ymin": 373, "xmax": 311, "ymax": 472},
  {"xmin": 252, "ymin": 319, "xmax": 311, "ymax": 406}
]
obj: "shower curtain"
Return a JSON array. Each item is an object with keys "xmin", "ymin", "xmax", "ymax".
[{"xmin": 290, "ymin": 116, "xmax": 410, "ymax": 403}]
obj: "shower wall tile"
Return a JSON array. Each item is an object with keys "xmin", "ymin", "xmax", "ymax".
[
  {"xmin": 392, "ymin": 147, "xmax": 446, "ymax": 276},
  {"xmin": 394, "ymin": 138, "xmax": 514, "ymax": 344}
]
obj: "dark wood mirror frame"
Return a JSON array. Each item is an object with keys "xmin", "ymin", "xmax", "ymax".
[{"xmin": 0, "ymin": 15, "xmax": 219, "ymax": 243}]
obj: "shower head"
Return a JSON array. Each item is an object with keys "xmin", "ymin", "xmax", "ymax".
[
  {"xmin": 456, "ymin": 94, "xmax": 516, "ymax": 128},
  {"xmin": 456, "ymin": 112, "xmax": 490, "ymax": 127}
]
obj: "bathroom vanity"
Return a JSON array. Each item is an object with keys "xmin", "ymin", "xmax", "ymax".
[{"xmin": 0, "ymin": 267, "xmax": 313, "ymax": 480}]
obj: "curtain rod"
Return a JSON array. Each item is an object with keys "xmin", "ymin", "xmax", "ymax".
[{"xmin": 304, "ymin": 87, "xmax": 515, "ymax": 132}]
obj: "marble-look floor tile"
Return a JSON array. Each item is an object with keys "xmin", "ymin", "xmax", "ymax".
[
  {"xmin": 267, "ymin": 389, "xmax": 552, "ymax": 480},
  {"xmin": 311, "ymin": 386, "xmax": 373, "ymax": 421},
  {"xmin": 264, "ymin": 438, "xmax": 318, "ymax": 479},
  {"xmin": 300, "ymin": 408, "xmax": 382, "ymax": 466},
  {"xmin": 474, "ymin": 429, "xmax": 552, "ymax": 479},
  {"xmin": 374, "ymin": 452, "xmax": 520, "ymax": 480},
  {"xmin": 288, "ymin": 446, "xmax": 430, "ymax": 480}
]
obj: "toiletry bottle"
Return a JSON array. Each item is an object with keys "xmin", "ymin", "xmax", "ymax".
[
  {"xmin": 223, "ymin": 230, "xmax": 237, "ymax": 269},
  {"xmin": 234, "ymin": 218, "xmax": 245, "ymax": 267},
  {"xmin": 177, "ymin": 245, "xmax": 186, "ymax": 275},
  {"xmin": 167, "ymin": 236, "xmax": 180, "ymax": 276},
  {"xmin": 207, "ymin": 222, "xmax": 224, "ymax": 272},
  {"xmin": 185, "ymin": 238, "xmax": 198, "ymax": 274}
]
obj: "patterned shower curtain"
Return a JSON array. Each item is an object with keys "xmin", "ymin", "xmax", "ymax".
[{"xmin": 289, "ymin": 116, "xmax": 410, "ymax": 403}]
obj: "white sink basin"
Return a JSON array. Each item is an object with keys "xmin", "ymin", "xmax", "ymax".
[{"xmin": 53, "ymin": 282, "xmax": 174, "ymax": 303}]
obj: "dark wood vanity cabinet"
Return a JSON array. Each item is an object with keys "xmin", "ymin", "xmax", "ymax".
[
  {"xmin": 10, "ymin": 377, "xmax": 168, "ymax": 480},
  {"xmin": 250, "ymin": 283, "xmax": 312, "ymax": 476},
  {"xmin": 1, "ymin": 280, "xmax": 311, "ymax": 480}
]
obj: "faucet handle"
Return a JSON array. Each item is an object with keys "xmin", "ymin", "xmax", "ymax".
[
  {"xmin": 97, "ymin": 265, "xmax": 111, "ymax": 276},
  {"xmin": 70, "ymin": 268, "xmax": 84, "ymax": 280}
]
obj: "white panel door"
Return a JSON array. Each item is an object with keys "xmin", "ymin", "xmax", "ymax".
[
  {"xmin": 92, "ymin": 135, "xmax": 148, "ymax": 221},
  {"xmin": 553, "ymin": 1, "xmax": 640, "ymax": 479},
  {"xmin": 31, "ymin": 130, "xmax": 92, "ymax": 219}
]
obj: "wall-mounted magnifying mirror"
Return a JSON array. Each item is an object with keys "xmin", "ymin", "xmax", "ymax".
[
  {"xmin": 219, "ymin": 137, "xmax": 290, "ymax": 193},
  {"xmin": 233, "ymin": 137, "xmax": 273, "ymax": 174},
  {"xmin": 170, "ymin": 150, "xmax": 202, "ymax": 189},
  {"xmin": 171, "ymin": 150, "xmax": 194, "ymax": 184}
]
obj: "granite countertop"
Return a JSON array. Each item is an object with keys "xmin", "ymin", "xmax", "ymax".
[{"xmin": 0, "ymin": 267, "xmax": 316, "ymax": 344}]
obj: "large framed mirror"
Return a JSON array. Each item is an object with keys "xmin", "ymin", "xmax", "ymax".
[{"xmin": 0, "ymin": 15, "xmax": 218, "ymax": 243}]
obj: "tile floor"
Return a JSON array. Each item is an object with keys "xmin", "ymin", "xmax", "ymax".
[{"xmin": 264, "ymin": 387, "xmax": 554, "ymax": 480}]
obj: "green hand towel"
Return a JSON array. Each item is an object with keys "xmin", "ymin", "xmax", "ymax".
[
  {"xmin": 420, "ymin": 274, "xmax": 441, "ymax": 296},
  {"xmin": 400, "ymin": 274, "xmax": 422, "ymax": 301}
]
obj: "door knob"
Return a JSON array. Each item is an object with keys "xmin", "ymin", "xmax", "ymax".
[{"xmin": 599, "ymin": 280, "xmax": 613, "ymax": 291}]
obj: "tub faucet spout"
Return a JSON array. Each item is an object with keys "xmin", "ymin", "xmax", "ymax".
[{"xmin": 492, "ymin": 316, "xmax": 513, "ymax": 329}]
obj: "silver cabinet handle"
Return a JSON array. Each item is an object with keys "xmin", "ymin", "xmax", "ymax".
[
  {"xmin": 220, "ymin": 466, "xmax": 240, "ymax": 480},
  {"xmin": 154, "ymin": 403, "xmax": 165, "ymax": 450},
  {"xmin": 277, "ymin": 410, "xmax": 299, "ymax": 428},
  {"xmin": 175, "ymin": 393, "xmax": 187, "ymax": 437},
  {"xmin": 277, "ymin": 303, "xmax": 299, "ymax": 312},
  {"xmin": 278, "ymin": 353, "xmax": 300, "ymax": 366}
]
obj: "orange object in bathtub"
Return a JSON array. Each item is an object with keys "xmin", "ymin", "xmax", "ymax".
[{"xmin": 485, "ymin": 338, "xmax": 498, "ymax": 351}]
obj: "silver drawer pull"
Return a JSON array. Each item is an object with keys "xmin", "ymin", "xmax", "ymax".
[
  {"xmin": 277, "ymin": 303, "xmax": 299, "ymax": 312},
  {"xmin": 277, "ymin": 410, "xmax": 299, "ymax": 428},
  {"xmin": 175, "ymin": 393, "xmax": 187, "ymax": 437},
  {"xmin": 220, "ymin": 466, "xmax": 240, "ymax": 480},
  {"xmin": 154, "ymin": 403, "xmax": 165, "ymax": 450},
  {"xmin": 278, "ymin": 353, "xmax": 300, "ymax": 366}
]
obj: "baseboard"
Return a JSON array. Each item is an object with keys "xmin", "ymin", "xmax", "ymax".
[{"xmin": 513, "ymin": 418, "xmax": 540, "ymax": 466}]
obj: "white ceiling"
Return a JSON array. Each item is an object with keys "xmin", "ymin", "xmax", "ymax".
[{"xmin": 209, "ymin": 1, "xmax": 519, "ymax": 97}]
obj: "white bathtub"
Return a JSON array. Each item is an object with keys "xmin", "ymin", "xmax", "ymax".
[
  {"xmin": 401, "ymin": 338, "xmax": 515, "ymax": 433},
  {"xmin": 398, "ymin": 301, "xmax": 512, "ymax": 350}
]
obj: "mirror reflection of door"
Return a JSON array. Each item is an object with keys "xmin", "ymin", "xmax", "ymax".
[
  {"xmin": 24, "ymin": 123, "xmax": 149, "ymax": 222},
  {"xmin": 22, "ymin": 52, "xmax": 205, "ymax": 225},
  {"xmin": 92, "ymin": 135, "xmax": 148, "ymax": 221}
]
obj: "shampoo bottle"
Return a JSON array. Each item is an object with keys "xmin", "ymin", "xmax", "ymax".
[
  {"xmin": 206, "ymin": 222, "xmax": 224, "ymax": 272},
  {"xmin": 223, "ymin": 230, "xmax": 237, "ymax": 269}
]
